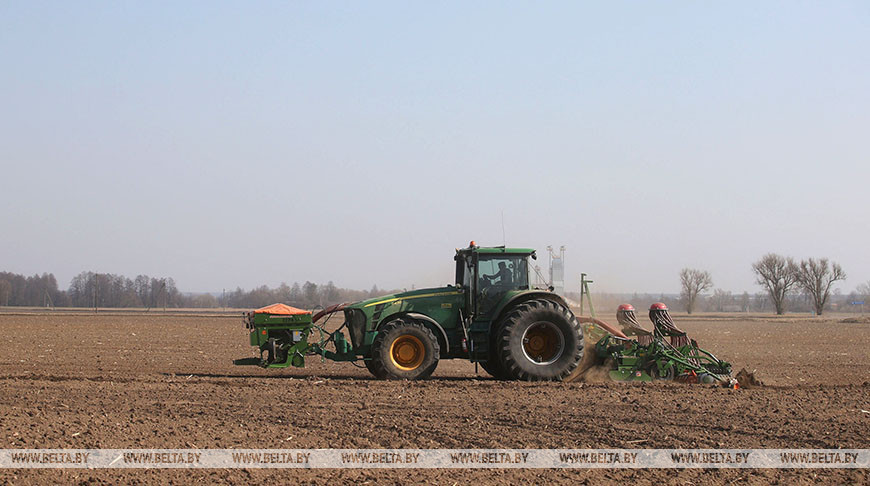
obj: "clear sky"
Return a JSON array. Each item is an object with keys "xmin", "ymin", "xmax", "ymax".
[{"xmin": 1, "ymin": 2, "xmax": 868, "ymax": 295}]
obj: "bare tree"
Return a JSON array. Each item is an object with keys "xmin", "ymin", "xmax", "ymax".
[
  {"xmin": 751, "ymin": 253, "xmax": 798, "ymax": 315},
  {"xmin": 712, "ymin": 288, "xmax": 731, "ymax": 312},
  {"xmin": 857, "ymin": 281, "xmax": 870, "ymax": 299},
  {"xmin": 302, "ymin": 281, "xmax": 318, "ymax": 308},
  {"xmin": 740, "ymin": 291, "xmax": 750, "ymax": 312},
  {"xmin": 0, "ymin": 279, "xmax": 10, "ymax": 306},
  {"xmin": 793, "ymin": 258, "xmax": 846, "ymax": 316},
  {"xmin": 322, "ymin": 281, "xmax": 341, "ymax": 304},
  {"xmin": 679, "ymin": 268, "xmax": 713, "ymax": 314}
]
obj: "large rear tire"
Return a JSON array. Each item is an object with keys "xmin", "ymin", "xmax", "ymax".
[
  {"xmin": 497, "ymin": 299, "xmax": 584, "ymax": 381},
  {"xmin": 479, "ymin": 356, "xmax": 510, "ymax": 380},
  {"xmin": 480, "ymin": 323, "xmax": 511, "ymax": 380},
  {"xmin": 370, "ymin": 319, "xmax": 440, "ymax": 380}
]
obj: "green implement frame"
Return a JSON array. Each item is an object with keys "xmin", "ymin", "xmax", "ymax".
[
  {"xmin": 576, "ymin": 274, "xmax": 735, "ymax": 386},
  {"xmin": 595, "ymin": 334, "xmax": 733, "ymax": 385},
  {"xmin": 232, "ymin": 310, "xmax": 357, "ymax": 368}
]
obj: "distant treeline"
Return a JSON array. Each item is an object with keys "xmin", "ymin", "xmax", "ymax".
[
  {"xmin": 0, "ymin": 271, "xmax": 186, "ymax": 308},
  {"xmin": 1, "ymin": 269, "xmax": 866, "ymax": 313},
  {"xmin": 221, "ymin": 282, "xmax": 396, "ymax": 310},
  {"xmin": 571, "ymin": 290, "xmax": 867, "ymax": 315},
  {"xmin": 0, "ymin": 271, "xmax": 397, "ymax": 309}
]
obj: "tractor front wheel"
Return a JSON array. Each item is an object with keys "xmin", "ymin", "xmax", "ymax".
[
  {"xmin": 364, "ymin": 359, "xmax": 387, "ymax": 379},
  {"xmin": 370, "ymin": 319, "xmax": 440, "ymax": 380}
]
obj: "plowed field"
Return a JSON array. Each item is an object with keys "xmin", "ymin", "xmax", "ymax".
[{"xmin": 1, "ymin": 312, "xmax": 868, "ymax": 484}]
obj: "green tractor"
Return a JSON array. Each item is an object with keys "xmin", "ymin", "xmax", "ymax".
[{"xmin": 234, "ymin": 242, "xmax": 584, "ymax": 381}]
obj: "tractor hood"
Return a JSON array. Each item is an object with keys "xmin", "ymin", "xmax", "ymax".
[
  {"xmin": 347, "ymin": 286, "xmax": 461, "ymax": 311},
  {"xmin": 341, "ymin": 286, "xmax": 464, "ymax": 350}
]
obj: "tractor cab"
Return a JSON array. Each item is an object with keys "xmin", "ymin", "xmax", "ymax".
[{"xmin": 454, "ymin": 242, "xmax": 536, "ymax": 320}]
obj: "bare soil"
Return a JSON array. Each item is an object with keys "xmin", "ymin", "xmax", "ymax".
[{"xmin": 0, "ymin": 312, "xmax": 868, "ymax": 484}]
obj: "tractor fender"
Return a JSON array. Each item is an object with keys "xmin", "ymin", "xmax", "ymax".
[
  {"xmin": 377, "ymin": 312, "xmax": 450, "ymax": 355},
  {"xmin": 490, "ymin": 291, "xmax": 572, "ymax": 332}
]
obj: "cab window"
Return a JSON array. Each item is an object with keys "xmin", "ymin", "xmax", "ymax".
[{"xmin": 478, "ymin": 255, "xmax": 529, "ymax": 290}]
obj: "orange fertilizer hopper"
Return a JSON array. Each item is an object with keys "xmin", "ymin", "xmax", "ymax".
[{"xmin": 253, "ymin": 303, "xmax": 310, "ymax": 316}]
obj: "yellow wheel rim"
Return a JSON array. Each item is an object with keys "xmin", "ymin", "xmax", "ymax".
[
  {"xmin": 390, "ymin": 335, "xmax": 425, "ymax": 371},
  {"xmin": 522, "ymin": 322, "xmax": 565, "ymax": 365}
]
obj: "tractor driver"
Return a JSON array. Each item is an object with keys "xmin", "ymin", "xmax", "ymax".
[{"xmin": 483, "ymin": 262, "xmax": 513, "ymax": 286}]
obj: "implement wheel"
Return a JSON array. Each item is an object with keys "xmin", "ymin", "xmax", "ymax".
[
  {"xmin": 648, "ymin": 363, "xmax": 675, "ymax": 381},
  {"xmin": 371, "ymin": 319, "xmax": 440, "ymax": 380},
  {"xmin": 497, "ymin": 299, "xmax": 584, "ymax": 381}
]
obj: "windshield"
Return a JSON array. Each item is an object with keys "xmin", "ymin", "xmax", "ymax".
[{"xmin": 478, "ymin": 254, "xmax": 529, "ymax": 290}]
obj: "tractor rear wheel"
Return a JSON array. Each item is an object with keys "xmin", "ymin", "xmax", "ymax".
[
  {"xmin": 480, "ymin": 322, "xmax": 510, "ymax": 380},
  {"xmin": 370, "ymin": 319, "xmax": 440, "ymax": 380},
  {"xmin": 497, "ymin": 299, "xmax": 584, "ymax": 381},
  {"xmin": 480, "ymin": 356, "xmax": 510, "ymax": 380}
]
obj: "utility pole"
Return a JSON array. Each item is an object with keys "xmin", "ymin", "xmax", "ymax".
[
  {"xmin": 44, "ymin": 290, "xmax": 55, "ymax": 310},
  {"xmin": 580, "ymin": 273, "xmax": 595, "ymax": 317}
]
